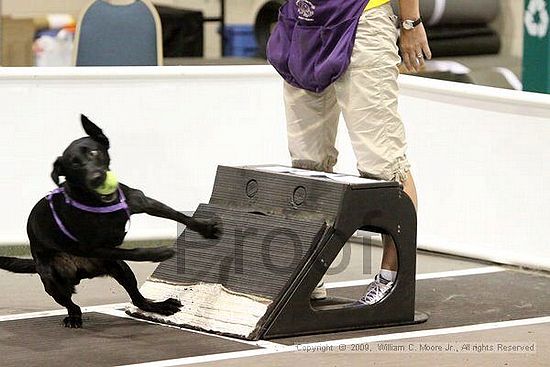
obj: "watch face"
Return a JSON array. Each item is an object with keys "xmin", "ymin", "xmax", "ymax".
[{"xmin": 402, "ymin": 20, "xmax": 414, "ymax": 30}]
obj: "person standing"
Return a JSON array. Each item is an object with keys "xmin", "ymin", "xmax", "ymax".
[{"xmin": 267, "ymin": 0, "xmax": 431, "ymax": 304}]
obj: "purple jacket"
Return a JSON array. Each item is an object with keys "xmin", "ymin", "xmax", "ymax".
[{"xmin": 267, "ymin": 0, "xmax": 370, "ymax": 93}]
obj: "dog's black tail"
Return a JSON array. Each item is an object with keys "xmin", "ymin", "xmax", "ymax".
[{"xmin": 0, "ymin": 256, "xmax": 37, "ymax": 273}]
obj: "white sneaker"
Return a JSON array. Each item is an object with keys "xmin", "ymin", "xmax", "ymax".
[
  {"xmin": 311, "ymin": 282, "xmax": 327, "ymax": 300},
  {"xmin": 358, "ymin": 274, "xmax": 393, "ymax": 305}
]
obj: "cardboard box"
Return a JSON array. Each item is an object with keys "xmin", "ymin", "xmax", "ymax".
[{"xmin": 1, "ymin": 16, "xmax": 35, "ymax": 66}]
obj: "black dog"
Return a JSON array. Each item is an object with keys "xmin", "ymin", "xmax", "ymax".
[{"xmin": 0, "ymin": 115, "xmax": 219, "ymax": 327}]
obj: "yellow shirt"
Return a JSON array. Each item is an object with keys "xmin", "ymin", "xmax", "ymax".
[{"xmin": 365, "ymin": 0, "xmax": 390, "ymax": 11}]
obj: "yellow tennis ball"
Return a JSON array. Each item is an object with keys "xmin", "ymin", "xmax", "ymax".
[{"xmin": 95, "ymin": 171, "xmax": 118, "ymax": 195}]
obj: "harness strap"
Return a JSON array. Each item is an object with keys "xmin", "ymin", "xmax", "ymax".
[
  {"xmin": 47, "ymin": 191, "xmax": 79, "ymax": 242},
  {"xmin": 46, "ymin": 187, "xmax": 131, "ymax": 242}
]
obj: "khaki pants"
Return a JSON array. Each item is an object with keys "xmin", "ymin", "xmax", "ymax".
[{"xmin": 284, "ymin": 3, "xmax": 410, "ymax": 182}]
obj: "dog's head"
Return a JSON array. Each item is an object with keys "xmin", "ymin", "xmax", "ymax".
[{"xmin": 51, "ymin": 115, "xmax": 114, "ymax": 201}]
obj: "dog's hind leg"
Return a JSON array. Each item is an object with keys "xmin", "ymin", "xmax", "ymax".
[
  {"xmin": 39, "ymin": 274, "xmax": 82, "ymax": 328},
  {"xmin": 106, "ymin": 260, "xmax": 181, "ymax": 316}
]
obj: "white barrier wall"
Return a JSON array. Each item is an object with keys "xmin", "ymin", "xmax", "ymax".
[
  {"xmin": 399, "ymin": 77, "xmax": 550, "ymax": 271},
  {"xmin": 0, "ymin": 66, "xmax": 289, "ymax": 243},
  {"xmin": 0, "ymin": 66, "xmax": 549, "ymax": 271}
]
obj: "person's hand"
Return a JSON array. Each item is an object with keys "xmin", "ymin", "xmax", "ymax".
[{"xmin": 399, "ymin": 23, "xmax": 432, "ymax": 73}]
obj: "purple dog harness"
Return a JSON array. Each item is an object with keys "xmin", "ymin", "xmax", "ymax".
[
  {"xmin": 46, "ymin": 187, "xmax": 131, "ymax": 242},
  {"xmin": 267, "ymin": 0, "xmax": 370, "ymax": 93}
]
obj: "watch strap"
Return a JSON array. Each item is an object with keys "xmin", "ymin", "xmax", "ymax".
[{"xmin": 402, "ymin": 16, "xmax": 423, "ymax": 29}]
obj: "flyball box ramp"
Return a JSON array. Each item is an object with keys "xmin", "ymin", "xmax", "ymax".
[{"xmin": 128, "ymin": 165, "xmax": 426, "ymax": 340}]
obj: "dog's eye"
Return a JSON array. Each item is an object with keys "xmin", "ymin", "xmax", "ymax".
[{"xmin": 89, "ymin": 150, "xmax": 99, "ymax": 158}]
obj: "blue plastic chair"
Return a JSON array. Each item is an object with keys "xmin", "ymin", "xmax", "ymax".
[{"xmin": 74, "ymin": 0, "xmax": 163, "ymax": 66}]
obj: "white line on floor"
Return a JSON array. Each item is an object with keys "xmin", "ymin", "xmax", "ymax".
[
  {"xmin": 100, "ymin": 266, "xmax": 507, "ymax": 349},
  {"xmin": 0, "ymin": 264, "xmax": 543, "ymax": 367},
  {"xmin": 0, "ymin": 302, "xmax": 128, "ymax": 322},
  {"xmin": 115, "ymin": 316, "xmax": 550, "ymax": 367},
  {"xmin": 0, "ymin": 266, "xmax": 505, "ymax": 322},
  {"xmin": 302, "ymin": 316, "xmax": 550, "ymax": 347},
  {"xmin": 117, "ymin": 348, "xmax": 284, "ymax": 367},
  {"xmin": 324, "ymin": 266, "xmax": 505, "ymax": 289},
  {"xmin": 98, "ymin": 307, "xmax": 282, "ymax": 349}
]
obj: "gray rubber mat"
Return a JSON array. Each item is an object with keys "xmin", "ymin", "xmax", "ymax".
[
  {"xmin": 0, "ymin": 312, "xmax": 257, "ymax": 367},
  {"xmin": 152, "ymin": 203, "xmax": 327, "ymax": 299},
  {"xmin": 273, "ymin": 270, "xmax": 550, "ymax": 344}
]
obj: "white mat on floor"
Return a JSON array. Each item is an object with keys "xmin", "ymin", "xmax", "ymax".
[{"xmin": 127, "ymin": 279, "xmax": 272, "ymax": 338}]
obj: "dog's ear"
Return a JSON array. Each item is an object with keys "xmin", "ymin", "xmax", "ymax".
[
  {"xmin": 81, "ymin": 114, "xmax": 110, "ymax": 149},
  {"xmin": 51, "ymin": 157, "xmax": 65, "ymax": 187}
]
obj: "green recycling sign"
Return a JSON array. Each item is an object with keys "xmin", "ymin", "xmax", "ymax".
[{"xmin": 523, "ymin": 0, "xmax": 550, "ymax": 93}]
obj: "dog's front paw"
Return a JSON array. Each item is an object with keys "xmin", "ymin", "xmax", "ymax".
[
  {"xmin": 138, "ymin": 298, "xmax": 182, "ymax": 316},
  {"xmin": 194, "ymin": 219, "xmax": 221, "ymax": 239},
  {"xmin": 63, "ymin": 315, "xmax": 83, "ymax": 328}
]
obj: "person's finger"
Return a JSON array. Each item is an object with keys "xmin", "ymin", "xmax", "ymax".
[
  {"xmin": 402, "ymin": 52, "xmax": 414, "ymax": 72},
  {"xmin": 415, "ymin": 50, "xmax": 425, "ymax": 68},
  {"xmin": 422, "ymin": 43, "xmax": 432, "ymax": 60},
  {"xmin": 410, "ymin": 50, "xmax": 421, "ymax": 72}
]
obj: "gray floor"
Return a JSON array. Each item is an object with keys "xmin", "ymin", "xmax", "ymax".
[
  {"xmin": 0, "ymin": 241, "xmax": 484, "ymax": 315},
  {"xmin": 196, "ymin": 324, "xmax": 548, "ymax": 367},
  {"xmin": 0, "ymin": 313, "xmax": 259, "ymax": 367},
  {"xmin": 0, "ymin": 242, "xmax": 548, "ymax": 367}
]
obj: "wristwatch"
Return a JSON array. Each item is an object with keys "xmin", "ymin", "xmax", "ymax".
[{"xmin": 401, "ymin": 17, "xmax": 423, "ymax": 30}]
